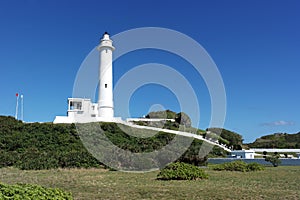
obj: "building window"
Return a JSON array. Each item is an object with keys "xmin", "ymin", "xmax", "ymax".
[
  {"xmin": 70, "ymin": 101, "xmax": 82, "ymax": 110},
  {"xmin": 76, "ymin": 102, "xmax": 82, "ymax": 110},
  {"xmin": 105, "ymin": 84, "xmax": 107, "ymax": 88}
]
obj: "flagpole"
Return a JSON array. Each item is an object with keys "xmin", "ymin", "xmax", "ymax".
[
  {"xmin": 21, "ymin": 94, "xmax": 24, "ymax": 121},
  {"xmin": 15, "ymin": 93, "xmax": 19, "ymax": 119}
]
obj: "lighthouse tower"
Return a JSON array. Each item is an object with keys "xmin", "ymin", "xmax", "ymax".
[{"xmin": 97, "ymin": 32, "xmax": 115, "ymax": 119}]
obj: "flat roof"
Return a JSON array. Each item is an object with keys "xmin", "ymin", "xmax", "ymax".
[
  {"xmin": 250, "ymin": 149, "xmax": 300, "ymax": 153},
  {"xmin": 231, "ymin": 150, "xmax": 255, "ymax": 153}
]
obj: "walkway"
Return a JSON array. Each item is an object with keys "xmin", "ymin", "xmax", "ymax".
[{"xmin": 119, "ymin": 121, "xmax": 231, "ymax": 152}]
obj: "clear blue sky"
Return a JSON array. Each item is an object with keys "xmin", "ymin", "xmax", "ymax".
[{"xmin": 0, "ymin": 0, "xmax": 299, "ymax": 142}]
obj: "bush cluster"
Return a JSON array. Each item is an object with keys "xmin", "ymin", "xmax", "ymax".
[
  {"xmin": 0, "ymin": 182, "xmax": 73, "ymax": 199},
  {"xmin": 0, "ymin": 116, "xmax": 101, "ymax": 170},
  {"xmin": 212, "ymin": 161, "xmax": 265, "ymax": 172},
  {"xmin": 157, "ymin": 162, "xmax": 208, "ymax": 180}
]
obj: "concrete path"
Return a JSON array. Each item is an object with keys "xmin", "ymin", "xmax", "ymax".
[{"xmin": 119, "ymin": 121, "xmax": 231, "ymax": 152}]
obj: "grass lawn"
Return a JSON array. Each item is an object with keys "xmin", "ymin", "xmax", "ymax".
[{"xmin": 0, "ymin": 166, "xmax": 299, "ymax": 200}]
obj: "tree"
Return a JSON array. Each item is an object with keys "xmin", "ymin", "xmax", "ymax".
[
  {"xmin": 265, "ymin": 153, "xmax": 281, "ymax": 167},
  {"xmin": 263, "ymin": 151, "xmax": 267, "ymax": 158}
]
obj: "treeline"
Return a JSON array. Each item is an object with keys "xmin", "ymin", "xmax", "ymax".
[
  {"xmin": 248, "ymin": 132, "xmax": 300, "ymax": 148},
  {"xmin": 0, "ymin": 116, "xmax": 228, "ymax": 170}
]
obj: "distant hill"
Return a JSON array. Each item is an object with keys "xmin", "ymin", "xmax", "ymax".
[{"xmin": 248, "ymin": 132, "xmax": 300, "ymax": 148}]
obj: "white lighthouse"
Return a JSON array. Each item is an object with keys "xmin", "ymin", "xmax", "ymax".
[
  {"xmin": 53, "ymin": 32, "xmax": 121, "ymax": 123},
  {"xmin": 97, "ymin": 32, "xmax": 115, "ymax": 119}
]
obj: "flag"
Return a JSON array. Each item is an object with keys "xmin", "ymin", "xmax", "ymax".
[{"xmin": 16, "ymin": 93, "xmax": 19, "ymax": 97}]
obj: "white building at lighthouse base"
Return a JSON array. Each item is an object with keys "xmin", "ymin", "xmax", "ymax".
[{"xmin": 53, "ymin": 98, "xmax": 122, "ymax": 124}]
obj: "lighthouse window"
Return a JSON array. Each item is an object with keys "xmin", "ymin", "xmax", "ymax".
[
  {"xmin": 105, "ymin": 49, "xmax": 108, "ymax": 53},
  {"xmin": 105, "ymin": 84, "xmax": 107, "ymax": 88}
]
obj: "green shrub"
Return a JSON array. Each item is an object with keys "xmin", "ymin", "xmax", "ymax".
[
  {"xmin": 246, "ymin": 162, "xmax": 265, "ymax": 171},
  {"xmin": 0, "ymin": 182, "xmax": 73, "ymax": 199},
  {"xmin": 157, "ymin": 162, "xmax": 208, "ymax": 180},
  {"xmin": 213, "ymin": 161, "xmax": 264, "ymax": 172},
  {"xmin": 213, "ymin": 160, "xmax": 247, "ymax": 172}
]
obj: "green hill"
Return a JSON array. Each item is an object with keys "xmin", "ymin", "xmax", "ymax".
[
  {"xmin": 248, "ymin": 132, "xmax": 300, "ymax": 148},
  {"xmin": 0, "ymin": 116, "xmax": 229, "ymax": 170},
  {"xmin": 206, "ymin": 128, "xmax": 243, "ymax": 150},
  {"xmin": 0, "ymin": 116, "xmax": 100, "ymax": 170},
  {"xmin": 137, "ymin": 110, "xmax": 244, "ymax": 149}
]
